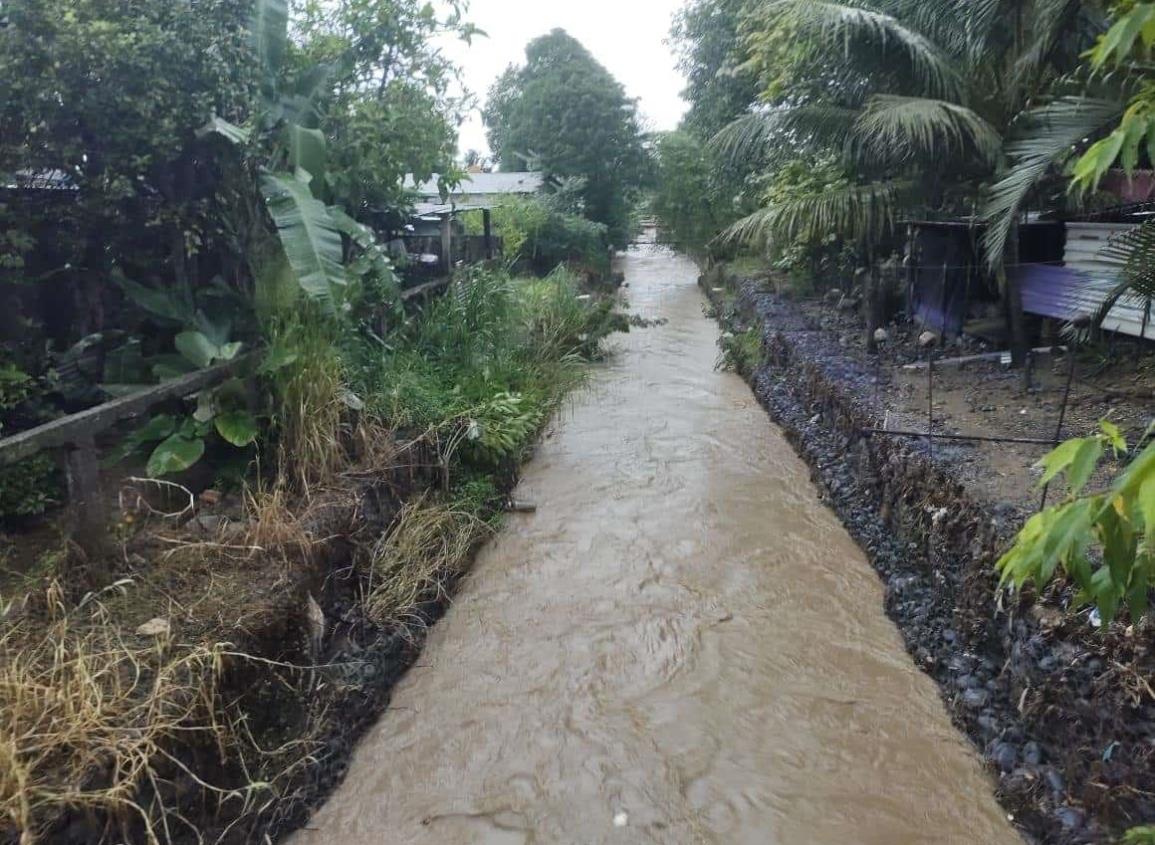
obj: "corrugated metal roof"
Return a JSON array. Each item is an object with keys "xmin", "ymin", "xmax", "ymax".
[{"xmin": 405, "ymin": 172, "xmax": 544, "ymax": 203}]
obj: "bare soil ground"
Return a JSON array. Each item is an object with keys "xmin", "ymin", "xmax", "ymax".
[{"xmin": 799, "ymin": 299, "xmax": 1155, "ymax": 514}]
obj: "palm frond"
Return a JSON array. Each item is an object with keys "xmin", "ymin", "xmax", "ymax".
[
  {"xmin": 960, "ymin": 0, "xmax": 1012, "ymax": 60},
  {"xmin": 855, "ymin": 94, "xmax": 1002, "ymax": 166},
  {"xmin": 980, "ymin": 96, "xmax": 1124, "ymax": 268},
  {"xmin": 721, "ymin": 180, "xmax": 909, "ymax": 249},
  {"xmin": 767, "ymin": 0, "xmax": 962, "ymax": 99},
  {"xmin": 884, "ymin": 0, "xmax": 971, "ymax": 57},
  {"xmin": 712, "ymin": 106, "xmax": 858, "ymax": 165},
  {"xmin": 1010, "ymin": 0, "xmax": 1089, "ymax": 95},
  {"xmin": 1094, "ymin": 220, "xmax": 1155, "ymax": 330}
]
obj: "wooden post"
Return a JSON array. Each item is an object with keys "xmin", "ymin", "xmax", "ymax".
[
  {"xmin": 906, "ymin": 223, "xmax": 916, "ymax": 318},
  {"xmin": 482, "ymin": 208, "xmax": 494, "ymax": 260},
  {"xmin": 64, "ymin": 434, "xmax": 109, "ymax": 581},
  {"xmin": 1004, "ymin": 221, "xmax": 1029, "ymax": 372},
  {"xmin": 865, "ymin": 264, "xmax": 882, "ymax": 352},
  {"xmin": 440, "ymin": 213, "xmax": 453, "ymax": 274}
]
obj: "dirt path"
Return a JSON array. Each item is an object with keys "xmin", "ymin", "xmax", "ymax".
[{"xmin": 289, "ymin": 247, "xmax": 1020, "ymax": 844}]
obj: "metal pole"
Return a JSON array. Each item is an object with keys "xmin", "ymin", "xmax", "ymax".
[{"xmin": 1040, "ymin": 350, "xmax": 1078, "ymax": 509}]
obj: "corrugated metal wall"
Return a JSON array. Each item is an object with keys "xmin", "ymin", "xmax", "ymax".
[{"xmin": 1019, "ymin": 222, "xmax": 1153, "ymax": 340}]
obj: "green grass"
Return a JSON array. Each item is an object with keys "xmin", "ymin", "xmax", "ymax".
[
  {"xmin": 350, "ymin": 266, "xmax": 624, "ymax": 473},
  {"xmin": 719, "ymin": 328, "xmax": 765, "ymax": 378}
]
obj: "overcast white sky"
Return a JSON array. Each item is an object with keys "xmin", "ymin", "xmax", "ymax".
[{"xmin": 441, "ymin": 0, "xmax": 690, "ymax": 158}]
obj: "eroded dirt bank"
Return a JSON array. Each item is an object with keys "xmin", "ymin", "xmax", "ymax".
[
  {"xmin": 289, "ymin": 246, "xmax": 1017, "ymax": 845},
  {"xmin": 704, "ymin": 267, "xmax": 1155, "ymax": 844}
]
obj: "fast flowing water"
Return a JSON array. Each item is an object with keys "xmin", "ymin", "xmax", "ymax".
[{"xmin": 290, "ymin": 247, "xmax": 1020, "ymax": 845}]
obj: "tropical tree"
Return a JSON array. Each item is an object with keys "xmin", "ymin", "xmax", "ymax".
[
  {"xmin": 291, "ymin": 0, "xmax": 478, "ymax": 213},
  {"xmin": 671, "ymin": 0, "xmax": 761, "ymax": 142},
  {"xmin": 711, "ymin": 0, "xmax": 1106, "ymax": 351},
  {"xmin": 657, "ymin": 0, "xmax": 763, "ymax": 258},
  {"xmin": 483, "ymin": 29, "xmax": 649, "ymax": 245},
  {"xmin": 0, "ymin": 0, "xmax": 257, "ymax": 333}
]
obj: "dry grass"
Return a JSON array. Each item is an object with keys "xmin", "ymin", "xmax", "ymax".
[
  {"xmin": 364, "ymin": 496, "xmax": 491, "ymax": 629},
  {"xmin": 269, "ymin": 322, "xmax": 350, "ymax": 496},
  {"xmin": 0, "ymin": 583, "xmax": 305, "ymax": 845}
]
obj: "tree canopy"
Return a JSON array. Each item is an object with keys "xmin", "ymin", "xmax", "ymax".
[{"xmin": 483, "ymin": 29, "xmax": 648, "ymax": 245}]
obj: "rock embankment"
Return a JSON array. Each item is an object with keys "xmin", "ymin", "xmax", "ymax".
[{"xmin": 703, "ymin": 266, "xmax": 1155, "ymax": 845}]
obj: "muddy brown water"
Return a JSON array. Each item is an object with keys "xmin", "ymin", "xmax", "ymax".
[{"xmin": 290, "ymin": 247, "xmax": 1021, "ymax": 845}]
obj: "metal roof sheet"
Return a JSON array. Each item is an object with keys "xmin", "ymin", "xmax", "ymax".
[
  {"xmin": 405, "ymin": 172, "xmax": 544, "ymax": 203},
  {"xmin": 1018, "ymin": 221, "xmax": 1152, "ymax": 340}
]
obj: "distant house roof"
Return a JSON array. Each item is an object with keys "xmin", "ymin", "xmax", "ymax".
[
  {"xmin": 405, "ymin": 171, "xmax": 545, "ymax": 205},
  {"xmin": 4, "ymin": 169, "xmax": 78, "ymax": 192}
]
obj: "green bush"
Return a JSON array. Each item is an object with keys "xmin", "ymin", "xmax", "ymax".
[
  {"xmin": 998, "ymin": 421, "xmax": 1155, "ymax": 625},
  {"xmin": 0, "ymin": 455, "xmax": 60, "ymax": 524},
  {"xmin": 718, "ymin": 328, "xmax": 765, "ymax": 378},
  {"xmin": 467, "ymin": 197, "xmax": 609, "ymax": 275},
  {"xmin": 350, "ymin": 266, "xmax": 624, "ymax": 469}
]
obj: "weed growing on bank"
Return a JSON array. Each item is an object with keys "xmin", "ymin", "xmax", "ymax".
[
  {"xmin": 719, "ymin": 328, "xmax": 765, "ymax": 379},
  {"xmin": 0, "ymin": 263, "xmax": 624, "ymax": 844},
  {"xmin": 352, "ymin": 266, "xmax": 624, "ymax": 473}
]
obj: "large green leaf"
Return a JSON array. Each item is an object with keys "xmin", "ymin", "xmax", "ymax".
[
  {"xmin": 214, "ymin": 410, "xmax": 260, "ymax": 447},
  {"xmin": 197, "ymin": 116, "xmax": 252, "ymax": 145},
  {"xmin": 147, "ymin": 435, "xmax": 206, "ymax": 478},
  {"xmin": 115, "ymin": 273, "xmax": 194, "ymax": 325},
  {"xmin": 288, "ymin": 124, "xmax": 327, "ymax": 189},
  {"xmin": 260, "ymin": 172, "xmax": 346, "ymax": 308},
  {"xmin": 175, "ymin": 331, "xmax": 220, "ymax": 368}
]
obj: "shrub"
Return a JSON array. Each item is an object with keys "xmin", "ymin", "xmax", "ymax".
[
  {"xmin": 350, "ymin": 266, "xmax": 623, "ymax": 471},
  {"xmin": 998, "ymin": 421, "xmax": 1155, "ymax": 625},
  {"xmin": 0, "ymin": 455, "xmax": 60, "ymax": 524},
  {"xmin": 468, "ymin": 197, "xmax": 609, "ymax": 275}
]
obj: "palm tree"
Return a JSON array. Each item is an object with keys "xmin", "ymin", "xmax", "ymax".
[{"xmin": 714, "ymin": 0, "xmax": 1108, "ymax": 352}]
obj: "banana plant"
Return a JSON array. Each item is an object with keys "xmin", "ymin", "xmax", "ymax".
[{"xmin": 198, "ymin": 0, "xmax": 351, "ymax": 313}]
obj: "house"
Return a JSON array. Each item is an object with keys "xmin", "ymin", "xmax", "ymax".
[
  {"xmin": 405, "ymin": 171, "xmax": 545, "ymax": 212},
  {"xmin": 906, "ymin": 201, "xmax": 1155, "ymax": 345},
  {"xmin": 400, "ymin": 171, "xmax": 546, "ymax": 274},
  {"xmin": 1017, "ymin": 209, "xmax": 1154, "ymax": 341}
]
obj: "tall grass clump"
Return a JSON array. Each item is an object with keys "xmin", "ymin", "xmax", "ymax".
[
  {"xmin": 264, "ymin": 315, "xmax": 349, "ymax": 494},
  {"xmin": 363, "ymin": 495, "xmax": 491, "ymax": 629}
]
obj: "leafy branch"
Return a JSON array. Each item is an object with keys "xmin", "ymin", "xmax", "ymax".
[{"xmin": 998, "ymin": 422, "xmax": 1155, "ymax": 625}]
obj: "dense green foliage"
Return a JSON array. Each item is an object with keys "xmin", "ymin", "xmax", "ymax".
[
  {"xmin": 465, "ymin": 194, "xmax": 609, "ymax": 274},
  {"xmin": 351, "ymin": 266, "xmax": 623, "ymax": 470},
  {"xmin": 0, "ymin": 0, "xmax": 477, "ymax": 494},
  {"xmin": 650, "ymin": 131, "xmax": 737, "ymax": 256},
  {"xmin": 654, "ymin": 0, "xmax": 1126, "ymax": 273},
  {"xmin": 657, "ymin": 0, "xmax": 1155, "ymax": 645},
  {"xmin": 483, "ymin": 30, "xmax": 648, "ymax": 245},
  {"xmin": 670, "ymin": 0, "xmax": 758, "ymax": 143},
  {"xmin": 999, "ymin": 422, "xmax": 1155, "ymax": 626},
  {"xmin": 0, "ymin": 0, "xmax": 254, "ymax": 205},
  {"xmin": 291, "ymin": 0, "xmax": 478, "ymax": 211}
]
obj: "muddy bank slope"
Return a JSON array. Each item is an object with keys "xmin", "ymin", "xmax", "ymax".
[{"xmin": 703, "ymin": 267, "xmax": 1155, "ymax": 845}]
